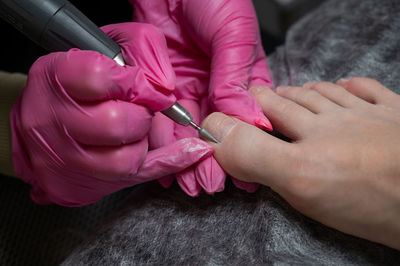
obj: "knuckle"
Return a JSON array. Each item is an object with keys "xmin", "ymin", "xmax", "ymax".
[
  {"xmin": 80, "ymin": 56, "xmax": 110, "ymax": 85},
  {"xmin": 101, "ymin": 106, "xmax": 129, "ymax": 140},
  {"xmin": 101, "ymin": 104, "xmax": 151, "ymax": 144},
  {"xmin": 57, "ymin": 50, "xmax": 113, "ymax": 97}
]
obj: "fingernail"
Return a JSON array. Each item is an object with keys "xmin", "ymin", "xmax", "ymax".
[
  {"xmin": 276, "ymin": 86, "xmax": 289, "ymax": 93},
  {"xmin": 255, "ymin": 118, "xmax": 273, "ymax": 131},
  {"xmin": 250, "ymin": 86, "xmax": 267, "ymax": 95},
  {"xmin": 203, "ymin": 113, "xmax": 238, "ymax": 143},
  {"xmin": 337, "ymin": 78, "xmax": 349, "ymax": 86},
  {"xmin": 303, "ymin": 82, "xmax": 316, "ymax": 89}
]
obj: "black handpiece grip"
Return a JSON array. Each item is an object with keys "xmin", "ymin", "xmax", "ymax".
[
  {"xmin": 0, "ymin": 0, "xmax": 214, "ymax": 139},
  {"xmin": 0, "ymin": 0, "xmax": 121, "ymax": 59}
]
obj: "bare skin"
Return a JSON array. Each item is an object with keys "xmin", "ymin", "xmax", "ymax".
[{"xmin": 202, "ymin": 77, "xmax": 400, "ymax": 250}]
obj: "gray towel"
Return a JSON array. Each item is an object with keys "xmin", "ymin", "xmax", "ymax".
[{"xmin": 62, "ymin": 0, "xmax": 400, "ymax": 265}]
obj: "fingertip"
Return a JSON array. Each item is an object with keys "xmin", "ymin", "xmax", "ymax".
[
  {"xmin": 336, "ymin": 78, "xmax": 349, "ymax": 87},
  {"xmin": 249, "ymin": 84, "xmax": 277, "ymax": 103},
  {"xmin": 247, "ymin": 86, "xmax": 274, "ymax": 131},
  {"xmin": 195, "ymin": 157, "xmax": 226, "ymax": 194},
  {"xmin": 338, "ymin": 77, "xmax": 396, "ymax": 105},
  {"xmin": 254, "ymin": 117, "xmax": 273, "ymax": 131},
  {"xmin": 347, "ymin": 77, "xmax": 383, "ymax": 88},
  {"xmin": 176, "ymin": 168, "xmax": 201, "ymax": 197},
  {"xmin": 339, "ymin": 77, "xmax": 383, "ymax": 89}
]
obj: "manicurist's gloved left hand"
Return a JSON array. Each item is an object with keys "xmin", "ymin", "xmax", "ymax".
[
  {"xmin": 132, "ymin": 0, "xmax": 274, "ymax": 196},
  {"xmin": 10, "ymin": 23, "xmax": 213, "ymax": 206}
]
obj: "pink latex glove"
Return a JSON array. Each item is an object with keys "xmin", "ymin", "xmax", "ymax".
[
  {"xmin": 132, "ymin": 0, "xmax": 274, "ymax": 196},
  {"xmin": 10, "ymin": 22, "xmax": 213, "ymax": 206}
]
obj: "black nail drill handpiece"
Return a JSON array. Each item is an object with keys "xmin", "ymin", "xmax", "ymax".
[{"xmin": 0, "ymin": 0, "xmax": 218, "ymax": 143}]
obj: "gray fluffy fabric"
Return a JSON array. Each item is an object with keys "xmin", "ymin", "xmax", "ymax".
[
  {"xmin": 62, "ymin": 0, "xmax": 400, "ymax": 265},
  {"xmin": 270, "ymin": 0, "xmax": 400, "ymax": 92}
]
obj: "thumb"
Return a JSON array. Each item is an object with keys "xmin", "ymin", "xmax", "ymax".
[
  {"xmin": 101, "ymin": 22, "xmax": 176, "ymax": 111},
  {"xmin": 54, "ymin": 49, "xmax": 173, "ymax": 112},
  {"xmin": 201, "ymin": 112, "xmax": 293, "ymax": 191}
]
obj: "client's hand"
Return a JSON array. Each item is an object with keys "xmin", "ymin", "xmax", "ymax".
[
  {"xmin": 202, "ymin": 78, "xmax": 400, "ymax": 250},
  {"xmin": 133, "ymin": 0, "xmax": 274, "ymax": 196},
  {"xmin": 10, "ymin": 23, "xmax": 213, "ymax": 206}
]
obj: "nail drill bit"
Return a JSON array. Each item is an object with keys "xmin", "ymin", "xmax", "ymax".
[
  {"xmin": 116, "ymin": 56, "xmax": 219, "ymax": 143},
  {"xmin": 113, "ymin": 55, "xmax": 219, "ymax": 143},
  {"xmin": 114, "ymin": 55, "xmax": 219, "ymax": 143},
  {"xmin": 189, "ymin": 121, "xmax": 219, "ymax": 143},
  {"xmin": 162, "ymin": 103, "xmax": 219, "ymax": 143}
]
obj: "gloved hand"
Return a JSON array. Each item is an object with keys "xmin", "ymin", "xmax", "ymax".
[
  {"xmin": 10, "ymin": 22, "xmax": 213, "ymax": 206},
  {"xmin": 132, "ymin": 0, "xmax": 274, "ymax": 196}
]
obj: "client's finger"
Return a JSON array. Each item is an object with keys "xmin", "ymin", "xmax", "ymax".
[
  {"xmin": 337, "ymin": 77, "xmax": 400, "ymax": 108},
  {"xmin": 276, "ymin": 85, "xmax": 340, "ymax": 114},
  {"xmin": 202, "ymin": 112, "xmax": 297, "ymax": 191},
  {"xmin": 250, "ymin": 86, "xmax": 314, "ymax": 140},
  {"xmin": 302, "ymin": 82, "xmax": 365, "ymax": 109}
]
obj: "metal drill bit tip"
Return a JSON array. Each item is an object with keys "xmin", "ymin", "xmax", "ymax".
[
  {"xmin": 199, "ymin": 128, "xmax": 220, "ymax": 144},
  {"xmin": 189, "ymin": 121, "xmax": 219, "ymax": 143}
]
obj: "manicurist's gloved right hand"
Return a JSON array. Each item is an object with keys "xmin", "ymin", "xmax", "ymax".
[{"xmin": 10, "ymin": 23, "xmax": 213, "ymax": 207}]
